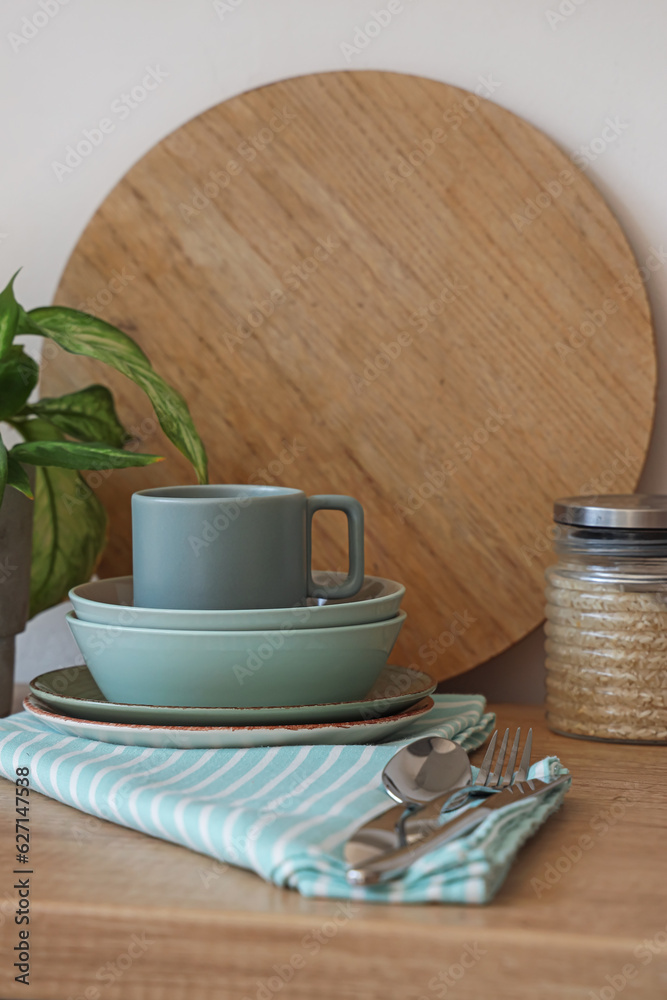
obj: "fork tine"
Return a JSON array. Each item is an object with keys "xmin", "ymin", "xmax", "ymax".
[
  {"xmin": 473, "ymin": 730, "xmax": 497, "ymax": 786},
  {"xmin": 501, "ymin": 728, "xmax": 521, "ymax": 787},
  {"xmin": 488, "ymin": 728, "xmax": 509, "ymax": 787},
  {"xmin": 513, "ymin": 728, "xmax": 533, "ymax": 784}
]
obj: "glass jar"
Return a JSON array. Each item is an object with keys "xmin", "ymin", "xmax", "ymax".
[{"xmin": 545, "ymin": 495, "xmax": 667, "ymax": 743}]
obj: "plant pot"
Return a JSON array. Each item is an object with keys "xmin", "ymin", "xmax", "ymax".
[{"xmin": 0, "ymin": 474, "xmax": 34, "ymax": 716}]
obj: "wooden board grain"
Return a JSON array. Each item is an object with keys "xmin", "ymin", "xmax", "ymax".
[
  {"xmin": 44, "ymin": 70, "xmax": 656, "ymax": 679},
  {"xmin": 1, "ymin": 697, "xmax": 666, "ymax": 999}
]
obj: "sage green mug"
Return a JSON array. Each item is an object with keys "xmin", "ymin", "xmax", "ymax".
[{"xmin": 132, "ymin": 485, "xmax": 364, "ymax": 611}]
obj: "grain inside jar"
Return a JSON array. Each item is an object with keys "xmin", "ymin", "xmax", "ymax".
[{"xmin": 545, "ymin": 495, "xmax": 667, "ymax": 743}]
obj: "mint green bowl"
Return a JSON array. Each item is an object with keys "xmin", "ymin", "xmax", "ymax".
[
  {"xmin": 66, "ymin": 611, "xmax": 406, "ymax": 709},
  {"xmin": 69, "ymin": 572, "xmax": 405, "ymax": 631}
]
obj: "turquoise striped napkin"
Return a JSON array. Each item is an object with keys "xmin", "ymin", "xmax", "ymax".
[{"xmin": 0, "ymin": 695, "xmax": 569, "ymax": 903}]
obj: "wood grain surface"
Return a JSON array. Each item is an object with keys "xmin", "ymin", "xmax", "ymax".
[
  {"xmin": 44, "ymin": 70, "xmax": 656, "ymax": 679},
  {"xmin": 1, "ymin": 695, "xmax": 665, "ymax": 999}
]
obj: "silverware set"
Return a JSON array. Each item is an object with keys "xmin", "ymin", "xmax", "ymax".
[{"xmin": 345, "ymin": 727, "xmax": 567, "ymax": 885}]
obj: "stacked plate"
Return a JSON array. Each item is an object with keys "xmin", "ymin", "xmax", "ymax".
[{"xmin": 25, "ymin": 572, "xmax": 435, "ymax": 748}]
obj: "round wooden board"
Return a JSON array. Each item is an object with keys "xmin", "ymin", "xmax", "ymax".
[{"xmin": 46, "ymin": 71, "xmax": 656, "ymax": 681}]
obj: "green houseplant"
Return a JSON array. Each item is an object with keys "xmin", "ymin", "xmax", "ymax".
[{"xmin": 0, "ymin": 270, "xmax": 208, "ymax": 619}]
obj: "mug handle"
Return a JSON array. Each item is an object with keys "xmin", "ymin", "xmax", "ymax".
[{"xmin": 306, "ymin": 495, "xmax": 365, "ymax": 600}]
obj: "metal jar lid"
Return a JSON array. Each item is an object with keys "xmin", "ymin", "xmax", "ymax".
[{"xmin": 553, "ymin": 495, "xmax": 667, "ymax": 530}]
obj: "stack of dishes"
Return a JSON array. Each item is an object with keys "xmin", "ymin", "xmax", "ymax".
[{"xmin": 25, "ymin": 572, "xmax": 435, "ymax": 748}]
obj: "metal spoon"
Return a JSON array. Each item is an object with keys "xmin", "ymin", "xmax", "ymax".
[
  {"xmin": 343, "ymin": 738, "xmax": 473, "ymax": 863},
  {"xmin": 382, "ymin": 736, "xmax": 473, "ymax": 807},
  {"xmin": 385, "ymin": 737, "xmax": 474, "ymax": 845}
]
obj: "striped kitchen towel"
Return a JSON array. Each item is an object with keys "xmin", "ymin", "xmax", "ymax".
[{"xmin": 0, "ymin": 695, "xmax": 569, "ymax": 903}]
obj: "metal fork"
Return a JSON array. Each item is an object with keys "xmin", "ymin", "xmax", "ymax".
[
  {"xmin": 475, "ymin": 726, "xmax": 533, "ymax": 791},
  {"xmin": 397, "ymin": 727, "xmax": 533, "ymax": 842},
  {"xmin": 442, "ymin": 726, "xmax": 533, "ymax": 812},
  {"xmin": 347, "ymin": 771, "xmax": 568, "ymax": 885}
]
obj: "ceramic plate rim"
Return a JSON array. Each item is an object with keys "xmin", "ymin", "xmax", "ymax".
[
  {"xmin": 24, "ymin": 694, "xmax": 434, "ymax": 733},
  {"xmin": 69, "ymin": 572, "xmax": 405, "ymax": 612},
  {"xmin": 30, "ymin": 663, "xmax": 435, "ymax": 714},
  {"xmin": 65, "ymin": 608, "xmax": 407, "ymax": 638}
]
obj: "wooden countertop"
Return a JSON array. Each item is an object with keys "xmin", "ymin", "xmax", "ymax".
[{"xmin": 1, "ymin": 692, "xmax": 665, "ymax": 999}]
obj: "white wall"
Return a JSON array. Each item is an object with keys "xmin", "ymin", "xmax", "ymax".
[{"xmin": 4, "ymin": 0, "xmax": 665, "ymax": 698}]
